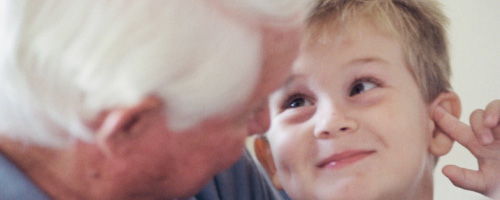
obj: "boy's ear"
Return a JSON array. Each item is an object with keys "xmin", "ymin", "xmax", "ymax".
[
  {"xmin": 428, "ymin": 92, "xmax": 461, "ymax": 157},
  {"xmin": 92, "ymin": 96, "xmax": 163, "ymax": 156},
  {"xmin": 254, "ymin": 136, "xmax": 283, "ymax": 190}
]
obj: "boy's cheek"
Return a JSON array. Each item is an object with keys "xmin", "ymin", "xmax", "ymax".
[{"xmin": 271, "ymin": 139, "xmax": 298, "ymax": 169}]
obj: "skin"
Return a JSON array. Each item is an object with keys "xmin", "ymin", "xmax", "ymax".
[{"xmin": 256, "ymin": 19, "xmax": 457, "ymax": 200}]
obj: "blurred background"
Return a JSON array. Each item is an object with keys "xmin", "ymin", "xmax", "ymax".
[{"xmin": 435, "ymin": 0, "xmax": 499, "ymax": 199}]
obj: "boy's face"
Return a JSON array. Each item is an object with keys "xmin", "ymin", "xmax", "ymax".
[{"xmin": 261, "ymin": 20, "xmax": 448, "ymax": 200}]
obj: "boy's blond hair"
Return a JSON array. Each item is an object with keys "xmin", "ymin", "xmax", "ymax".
[{"xmin": 306, "ymin": 0, "xmax": 450, "ymax": 102}]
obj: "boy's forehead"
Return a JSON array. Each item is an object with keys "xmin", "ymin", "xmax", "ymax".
[{"xmin": 295, "ymin": 17, "xmax": 410, "ymax": 77}]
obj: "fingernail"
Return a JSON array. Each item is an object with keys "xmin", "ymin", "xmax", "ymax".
[
  {"xmin": 484, "ymin": 114, "xmax": 496, "ymax": 126},
  {"xmin": 481, "ymin": 133, "xmax": 493, "ymax": 144}
]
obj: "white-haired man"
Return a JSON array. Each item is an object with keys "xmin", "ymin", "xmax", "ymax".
[{"xmin": 0, "ymin": 0, "xmax": 308, "ymax": 199}]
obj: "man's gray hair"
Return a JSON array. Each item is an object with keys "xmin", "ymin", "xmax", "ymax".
[{"xmin": 0, "ymin": 0, "xmax": 309, "ymax": 147}]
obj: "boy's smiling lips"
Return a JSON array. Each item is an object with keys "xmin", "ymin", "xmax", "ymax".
[{"xmin": 316, "ymin": 150, "xmax": 376, "ymax": 169}]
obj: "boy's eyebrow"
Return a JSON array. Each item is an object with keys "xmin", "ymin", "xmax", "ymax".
[
  {"xmin": 282, "ymin": 74, "xmax": 303, "ymax": 89},
  {"xmin": 344, "ymin": 57, "xmax": 389, "ymax": 67},
  {"xmin": 280, "ymin": 57, "xmax": 388, "ymax": 89}
]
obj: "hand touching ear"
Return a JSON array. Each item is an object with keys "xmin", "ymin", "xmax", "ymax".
[{"xmin": 433, "ymin": 100, "xmax": 500, "ymax": 197}]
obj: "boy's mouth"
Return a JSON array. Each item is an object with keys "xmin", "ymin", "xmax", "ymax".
[{"xmin": 316, "ymin": 150, "xmax": 376, "ymax": 169}]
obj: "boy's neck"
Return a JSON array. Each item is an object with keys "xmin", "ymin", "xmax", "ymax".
[{"xmin": 404, "ymin": 161, "xmax": 435, "ymax": 200}]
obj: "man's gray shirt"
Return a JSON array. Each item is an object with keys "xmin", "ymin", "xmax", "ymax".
[{"xmin": 0, "ymin": 152, "xmax": 50, "ymax": 200}]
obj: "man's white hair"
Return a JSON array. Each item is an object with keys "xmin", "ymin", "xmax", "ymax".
[{"xmin": 0, "ymin": 0, "xmax": 308, "ymax": 147}]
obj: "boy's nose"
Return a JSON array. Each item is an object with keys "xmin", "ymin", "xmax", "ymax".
[
  {"xmin": 313, "ymin": 105, "xmax": 358, "ymax": 139},
  {"xmin": 247, "ymin": 104, "xmax": 271, "ymax": 136}
]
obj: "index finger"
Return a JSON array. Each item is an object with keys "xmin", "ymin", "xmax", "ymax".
[{"xmin": 433, "ymin": 106, "xmax": 479, "ymax": 150}]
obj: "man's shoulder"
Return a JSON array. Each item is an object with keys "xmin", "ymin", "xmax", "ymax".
[{"xmin": 0, "ymin": 152, "xmax": 50, "ymax": 200}]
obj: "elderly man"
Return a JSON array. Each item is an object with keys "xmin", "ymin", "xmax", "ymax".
[{"xmin": 0, "ymin": 0, "xmax": 308, "ymax": 199}]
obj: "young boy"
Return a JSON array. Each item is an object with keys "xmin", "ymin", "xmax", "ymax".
[{"xmin": 253, "ymin": 0, "xmax": 500, "ymax": 199}]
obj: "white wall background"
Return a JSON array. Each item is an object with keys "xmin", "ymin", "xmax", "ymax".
[{"xmin": 435, "ymin": 0, "xmax": 500, "ymax": 199}]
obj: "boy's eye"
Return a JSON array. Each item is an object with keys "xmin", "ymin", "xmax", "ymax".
[
  {"xmin": 349, "ymin": 80, "xmax": 378, "ymax": 96},
  {"xmin": 284, "ymin": 95, "xmax": 312, "ymax": 109}
]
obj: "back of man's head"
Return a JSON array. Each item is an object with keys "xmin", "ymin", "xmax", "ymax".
[{"xmin": 0, "ymin": 0, "xmax": 309, "ymax": 147}]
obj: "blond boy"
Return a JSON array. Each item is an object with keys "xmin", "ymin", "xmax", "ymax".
[{"xmin": 254, "ymin": 0, "xmax": 500, "ymax": 199}]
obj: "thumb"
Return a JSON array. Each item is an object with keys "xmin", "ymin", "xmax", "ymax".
[{"xmin": 442, "ymin": 165, "xmax": 487, "ymax": 194}]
